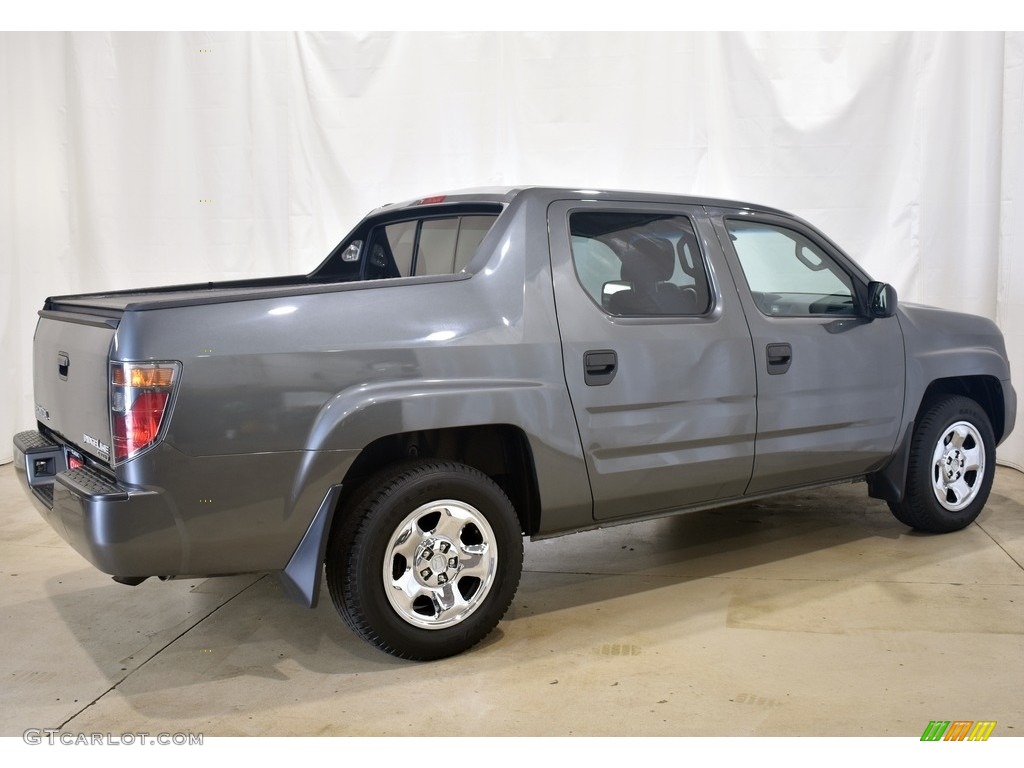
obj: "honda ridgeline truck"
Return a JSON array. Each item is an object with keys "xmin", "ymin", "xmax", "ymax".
[{"xmin": 14, "ymin": 187, "xmax": 1016, "ymax": 659}]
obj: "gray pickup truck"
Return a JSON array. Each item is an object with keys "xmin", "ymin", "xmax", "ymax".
[{"xmin": 13, "ymin": 187, "xmax": 1016, "ymax": 659}]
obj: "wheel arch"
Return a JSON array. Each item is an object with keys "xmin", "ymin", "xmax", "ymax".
[
  {"xmin": 335, "ymin": 424, "xmax": 542, "ymax": 538},
  {"xmin": 279, "ymin": 424, "xmax": 541, "ymax": 609},
  {"xmin": 918, "ymin": 375, "xmax": 1006, "ymax": 444}
]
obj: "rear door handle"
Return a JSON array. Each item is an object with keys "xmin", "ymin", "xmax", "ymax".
[
  {"xmin": 766, "ymin": 343, "xmax": 792, "ymax": 375},
  {"xmin": 584, "ymin": 349, "xmax": 617, "ymax": 386}
]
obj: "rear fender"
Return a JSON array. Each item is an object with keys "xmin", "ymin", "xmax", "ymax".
[{"xmin": 278, "ymin": 379, "xmax": 592, "ymax": 606}]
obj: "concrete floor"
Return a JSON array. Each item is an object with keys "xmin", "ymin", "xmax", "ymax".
[{"xmin": 1, "ymin": 462, "xmax": 1022, "ymax": 738}]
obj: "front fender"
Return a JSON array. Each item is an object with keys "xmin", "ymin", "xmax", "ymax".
[{"xmin": 899, "ymin": 303, "xmax": 1012, "ymax": 388}]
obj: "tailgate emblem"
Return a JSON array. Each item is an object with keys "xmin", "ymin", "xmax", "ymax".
[
  {"xmin": 83, "ymin": 433, "xmax": 110, "ymax": 458},
  {"xmin": 57, "ymin": 351, "xmax": 70, "ymax": 379}
]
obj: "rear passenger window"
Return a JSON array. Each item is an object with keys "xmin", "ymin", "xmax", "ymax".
[
  {"xmin": 365, "ymin": 214, "xmax": 498, "ymax": 279},
  {"xmin": 569, "ymin": 212, "xmax": 711, "ymax": 316}
]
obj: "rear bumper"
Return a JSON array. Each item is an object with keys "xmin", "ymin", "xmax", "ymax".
[{"xmin": 13, "ymin": 430, "xmax": 183, "ymax": 577}]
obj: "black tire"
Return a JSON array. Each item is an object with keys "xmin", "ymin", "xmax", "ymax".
[
  {"xmin": 325, "ymin": 460, "xmax": 524, "ymax": 660},
  {"xmin": 888, "ymin": 395, "xmax": 996, "ymax": 533}
]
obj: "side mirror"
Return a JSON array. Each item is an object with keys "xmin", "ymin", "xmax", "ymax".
[{"xmin": 867, "ymin": 281, "xmax": 898, "ymax": 319}]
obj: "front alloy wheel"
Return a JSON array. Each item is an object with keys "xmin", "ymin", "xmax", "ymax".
[
  {"xmin": 929, "ymin": 420, "xmax": 986, "ymax": 512},
  {"xmin": 888, "ymin": 395, "xmax": 996, "ymax": 533}
]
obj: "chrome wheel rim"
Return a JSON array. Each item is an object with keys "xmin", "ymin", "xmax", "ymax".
[
  {"xmin": 931, "ymin": 421, "xmax": 986, "ymax": 512},
  {"xmin": 383, "ymin": 500, "xmax": 498, "ymax": 630}
]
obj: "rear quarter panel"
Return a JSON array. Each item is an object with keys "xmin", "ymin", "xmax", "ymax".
[{"xmin": 110, "ymin": 196, "xmax": 592, "ymax": 573}]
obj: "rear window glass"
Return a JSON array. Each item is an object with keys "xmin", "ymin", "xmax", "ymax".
[
  {"xmin": 366, "ymin": 214, "xmax": 499, "ymax": 279},
  {"xmin": 311, "ymin": 205, "xmax": 502, "ymax": 282}
]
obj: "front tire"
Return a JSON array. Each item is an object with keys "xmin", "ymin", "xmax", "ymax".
[
  {"xmin": 888, "ymin": 395, "xmax": 996, "ymax": 533},
  {"xmin": 326, "ymin": 460, "xmax": 524, "ymax": 660}
]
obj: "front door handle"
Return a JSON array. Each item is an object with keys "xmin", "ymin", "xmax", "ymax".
[
  {"xmin": 584, "ymin": 349, "xmax": 617, "ymax": 386},
  {"xmin": 766, "ymin": 343, "xmax": 792, "ymax": 375}
]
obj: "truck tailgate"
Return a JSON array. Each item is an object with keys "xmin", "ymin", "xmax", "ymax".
[{"xmin": 32, "ymin": 309, "xmax": 119, "ymax": 464}]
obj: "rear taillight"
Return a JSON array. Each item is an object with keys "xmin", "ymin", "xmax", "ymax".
[{"xmin": 110, "ymin": 362, "xmax": 180, "ymax": 463}]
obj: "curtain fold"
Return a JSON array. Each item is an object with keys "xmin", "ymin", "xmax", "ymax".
[{"xmin": 2, "ymin": 31, "xmax": 1021, "ymax": 469}]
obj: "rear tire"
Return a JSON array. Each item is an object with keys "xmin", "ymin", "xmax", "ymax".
[
  {"xmin": 888, "ymin": 395, "xmax": 995, "ymax": 533},
  {"xmin": 326, "ymin": 460, "xmax": 523, "ymax": 660}
]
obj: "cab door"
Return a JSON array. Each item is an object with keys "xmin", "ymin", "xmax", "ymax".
[
  {"xmin": 709, "ymin": 210, "xmax": 906, "ymax": 494},
  {"xmin": 548, "ymin": 200, "xmax": 757, "ymax": 521}
]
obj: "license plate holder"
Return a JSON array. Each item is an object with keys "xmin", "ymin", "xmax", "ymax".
[{"xmin": 66, "ymin": 446, "xmax": 85, "ymax": 471}]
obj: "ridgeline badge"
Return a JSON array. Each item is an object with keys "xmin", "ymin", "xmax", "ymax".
[{"xmin": 83, "ymin": 433, "xmax": 110, "ymax": 458}]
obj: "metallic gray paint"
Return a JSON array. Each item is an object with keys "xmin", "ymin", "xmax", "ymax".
[
  {"xmin": 547, "ymin": 200, "xmax": 758, "ymax": 520},
  {"xmin": 13, "ymin": 187, "xmax": 1017, "ymax": 607},
  {"xmin": 708, "ymin": 209, "xmax": 908, "ymax": 494},
  {"xmin": 32, "ymin": 318, "xmax": 115, "ymax": 464},
  {"xmin": 898, "ymin": 302, "xmax": 1014, "ymax": 408}
]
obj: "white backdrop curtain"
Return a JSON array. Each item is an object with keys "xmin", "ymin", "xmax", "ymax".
[{"xmin": 2, "ymin": 31, "xmax": 1022, "ymax": 470}]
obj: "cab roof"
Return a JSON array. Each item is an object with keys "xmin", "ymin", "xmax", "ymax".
[{"xmin": 374, "ymin": 186, "xmax": 791, "ymax": 217}]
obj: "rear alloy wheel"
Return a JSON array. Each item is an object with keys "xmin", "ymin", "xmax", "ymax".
[
  {"xmin": 326, "ymin": 460, "xmax": 523, "ymax": 660},
  {"xmin": 888, "ymin": 395, "xmax": 996, "ymax": 533},
  {"xmin": 383, "ymin": 498, "xmax": 499, "ymax": 629}
]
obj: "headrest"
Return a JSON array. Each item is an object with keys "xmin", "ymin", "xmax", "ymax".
[{"xmin": 621, "ymin": 236, "xmax": 675, "ymax": 284}]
